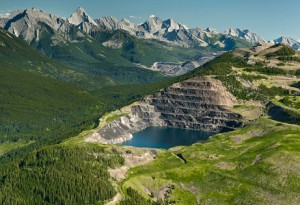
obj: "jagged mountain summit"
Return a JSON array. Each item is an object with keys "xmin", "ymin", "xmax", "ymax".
[
  {"xmin": 95, "ymin": 14, "xmax": 209, "ymax": 47},
  {"xmin": 95, "ymin": 16, "xmax": 129, "ymax": 30},
  {"xmin": 224, "ymin": 27, "xmax": 266, "ymax": 45},
  {"xmin": 0, "ymin": 8, "xmax": 66, "ymax": 42},
  {"xmin": 68, "ymin": 7, "xmax": 98, "ymax": 33},
  {"xmin": 94, "ymin": 14, "xmax": 260, "ymax": 47},
  {"xmin": 273, "ymin": 36, "xmax": 300, "ymax": 50},
  {"xmin": 68, "ymin": 7, "xmax": 97, "ymax": 26}
]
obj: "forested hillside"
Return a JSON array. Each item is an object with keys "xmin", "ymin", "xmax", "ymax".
[{"xmin": 0, "ymin": 27, "xmax": 174, "ymax": 160}]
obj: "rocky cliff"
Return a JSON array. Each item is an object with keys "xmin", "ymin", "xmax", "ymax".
[{"xmin": 86, "ymin": 76, "xmax": 243, "ymax": 144}]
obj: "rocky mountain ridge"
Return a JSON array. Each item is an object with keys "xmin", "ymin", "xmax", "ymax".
[
  {"xmin": 1, "ymin": 7, "xmax": 299, "ymax": 78},
  {"xmin": 1, "ymin": 8, "xmax": 66, "ymax": 41},
  {"xmin": 273, "ymin": 36, "xmax": 300, "ymax": 50},
  {"xmin": 1, "ymin": 7, "xmax": 299, "ymax": 50},
  {"xmin": 0, "ymin": 7, "xmax": 253, "ymax": 77},
  {"xmin": 0, "ymin": 7, "xmax": 261, "ymax": 48},
  {"xmin": 224, "ymin": 27, "xmax": 266, "ymax": 45},
  {"xmin": 92, "ymin": 13, "xmax": 262, "ymax": 47}
]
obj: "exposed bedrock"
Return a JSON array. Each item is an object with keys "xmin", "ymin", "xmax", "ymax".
[{"xmin": 86, "ymin": 76, "xmax": 243, "ymax": 144}]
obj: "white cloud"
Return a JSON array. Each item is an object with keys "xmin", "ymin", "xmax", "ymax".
[
  {"xmin": 0, "ymin": 12, "xmax": 10, "ymax": 18},
  {"xmin": 0, "ymin": 10, "xmax": 11, "ymax": 18},
  {"xmin": 129, "ymin": 15, "xmax": 142, "ymax": 19}
]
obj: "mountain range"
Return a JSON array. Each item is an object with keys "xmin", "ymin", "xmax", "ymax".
[
  {"xmin": 65, "ymin": 7, "xmax": 267, "ymax": 47},
  {"xmin": 0, "ymin": 6, "xmax": 299, "ymax": 77},
  {"xmin": 0, "ymin": 7, "xmax": 258, "ymax": 48},
  {"xmin": 0, "ymin": 8, "xmax": 247, "ymax": 78}
]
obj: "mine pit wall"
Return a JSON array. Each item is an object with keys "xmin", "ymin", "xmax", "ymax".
[{"xmin": 87, "ymin": 76, "xmax": 243, "ymax": 144}]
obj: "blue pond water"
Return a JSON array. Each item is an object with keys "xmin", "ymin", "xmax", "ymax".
[{"xmin": 121, "ymin": 127, "xmax": 213, "ymax": 149}]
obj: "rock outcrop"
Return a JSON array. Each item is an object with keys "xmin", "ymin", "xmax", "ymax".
[{"xmin": 86, "ymin": 76, "xmax": 243, "ymax": 144}]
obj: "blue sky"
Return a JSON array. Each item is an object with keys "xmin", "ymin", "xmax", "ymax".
[{"xmin": 0, "ymin": 0, "xmax": 299, "ymax": 41}]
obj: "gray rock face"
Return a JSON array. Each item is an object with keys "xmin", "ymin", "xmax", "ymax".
[
  {"xmin": 2, "ymin": 8, "xmax": 65, "ymax": 41},
  {"xmin": 224, "ymin": 28, "xmax": 266, "ymax": 45},
  {"xmin": 141, "ymin": 16, "xmax": 163, "ymax": 33},
  {"xmin": 68, "ymin": 7, "xmax": 98, "ymax": 33},
  {"xmin": 86, "ymin": 76, "xmax": 243, "ymax": 144},
  {"xmin": 87, "ymin": 102, "xmax": 166, "ymax": 144},
  {"xmin": 1, "ymin": 8, "xmax": 89, "ymax": 44},
  {"xmin": 68, "ymin": 7, "xmax": 97, "ymax": 26},
  {"xmin": 95, "ymin": 16, "xmax": 124, "ymax": 30},
  {"xmin": 273, "ymin": 36, "xmax": 300, "ymax": 50}
]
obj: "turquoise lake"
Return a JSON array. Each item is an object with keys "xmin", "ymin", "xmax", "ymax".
[{"xmin": 121, "ymin": 127, "xmax": 213, "ymax": 149}]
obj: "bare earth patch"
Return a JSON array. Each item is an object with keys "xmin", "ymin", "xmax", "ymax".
[
  {"xmin": 217, "ymin": 161, "xmax": 236, "ymax": 170},
  {"xmin": 108, "ymin": 147, "xmax": 159, "ymax": 181},
  {"xmin": 230, "ymin": 129, "xmax": 270, "ymax": 144}
]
